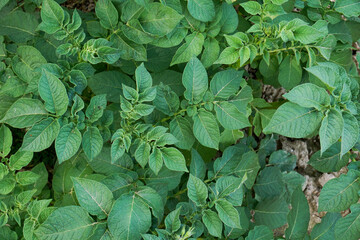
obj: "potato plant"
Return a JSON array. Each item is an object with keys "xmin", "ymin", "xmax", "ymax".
[{"xmin": 0, "ymin": 0, "xmax": 359, "ymax": 239}]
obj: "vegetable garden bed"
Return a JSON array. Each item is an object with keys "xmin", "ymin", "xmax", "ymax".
[{"xmin": 0, "ymin": 0, "xmax": 359, "ymax": 239}]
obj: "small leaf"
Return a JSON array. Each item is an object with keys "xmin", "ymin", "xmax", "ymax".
[
  {"xmin": 182, "ymin": 57, "xmax": 208, "ymax": 103},
  {"xmin": 241, "ymin": 1, "xmax": 262, "ymax": 15},
  {"xmin": 135, "ymin": 63, "xmax": 152, "ymax": 93},
  {"xmin": 202, "ymin": 209, "xmax": 222, "ymax": 238},
  {"xmin": 215, "ymin": 199, "xmax": 241, "ymax": 228},
  {"xmin": 190, "ymin": 149, "xmax": 206, "ymax": 180},
  {"xmin": 214, "ymin": 102, "xmax": 251, "ymax": 130},
  {"xmin": 334, "ymin": 204, "xmax": 360, "ymax": 240},
  {"xmin": 283, "ymin": 83, "xmax": 330, "ymax": 110},
  {"xmin": 210, "ymin": 69, "xmax": 243, "ymax": 99},
  {"xmin": 55, "ymin": 123, "xmax": 82, "ymax": 163},
  {"xmin": 95, "ymin": 0, "xmax": 118, "ymax": 30},
  {"xmin": 285, "ymin": 188, "xmax": 310, "ymax": 239},
  {"xmin": 0, "ymin": 124, "xmax": 12, "ymax": 157},
  {"xmin": 239, "ymin": 46, "xmax": 250, "ymax": 66},
  {"xmin": 149, "ymin": 148, "xmax": 163, "ymax": 175},
  {"xmin": 20, "ymin": 118, "xmax": 60, "ymax": 152},
  {"xmin": 340, "ymin": 112, "xmax": 359, "ymax": 157},
  {"xmin": 35, "ymin": 206, "xmax": 95, "ymax": 240},
  {"xmin": 170, "ymin": 116, "xmax": 195, "ymax": 150},
  {"xmin": 165, "ymin": 207, "xmax": 181, "ymax": 233},
  {"xmin": 135, "ymin": 141, "xmax": 151, "ymax": 168},
  {"xmin": 214, "ymin": 47, "xmax": 239, "ymax": 65},
  {"xmin": 278, "ymin": 55, "xmax": 302, "ymax": 90},
  {"xmin": 82, "ymin": 126, "xmax": 103, "ymax": 160},
  {"xmin": 263, "ymin": 102, "xmax": 323, "ymax": 138},
  {"xmin": 72, "ymin": 177, "xmax": 114, "ymax": 218},
  {"xmin": 187, "ymin": 0, "xmax": 215, "ymax": 22},
  {"xmin": 1, "ymin": 98, "xmax": 48, "ymax": 128},
  {"xmin": 193, "ymin": 109, "xmax": 220, "ymax": 149},
  {"xmin": 187, "ymin": 174, "xmax": 208, "ymax": 206},
  {"xmin": 108, "ymin": 193, "xmax": 152, "ymax": 240},
  {"xmin": 319, "ymin": 109, "xmax": 343, "ymax": 154},
  {"xmin": 311, "ymin": 213, "xmax": 341, "ymax": 240},
  {"xmin": 161, "ymin": 147, "xmax": 188, "ymax": 172},
  {"xmin": 318, "ymin": 170, "xmax": 360, "ymax": 212},
  {"xmin": 246, "ymin": 225, "xmax": 273, "ymax": 240},
  {"xmin": 86, "ymin": 94, "xmax": 107, "ymax": 123},
  {"xmin": 9, "ymin": 151, "xmax": 33, "ymax": 171},
  {"xmin": 171, "ymin": 32, "xmax": 205, "ymax": 65}
]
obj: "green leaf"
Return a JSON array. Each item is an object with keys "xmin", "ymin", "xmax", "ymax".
[
  {"xmin": 39, "ymin": 70, "xmax": 69, "ymax": 116},
  {"xmin": 72, "ymin": 177, "xmax": 114, "ymax": 218},
  {"xmin": 21, "ymin": 118, "xmax": 60, "ymax": 152},
  {"xmin": 187, "ymin": 174, "xmax": 208, "ymax": 206},
  {"xmin": 16, "ymin": 171, "xmax": 40, "ymax": 185},
  {"xmin": 193, "ymin": 109, "xmax": 220, "ymax": 149},
  {"xmin": 190, "ymin": 148, "xmax": 206, "ymax": 180},
  {"xmin": 245, "ymin": 225, "xmax": 273, "ymax": 240},
  {"xmin": 0, "ymin": 175, "xmax": 16, "ymax": 195},
  {"xmin": 108, "ymin": 193, "xmax": 151, "ymax": 240},
  {"xmin": 171, "ymin": 32, "xmax": 205, "ymax": 65},
  {"xmin": 283, "ymin": 83, "xmax": 330, "ymax": 110},
  {"xmin": 215, "ymin": 199, "xmax": 241, "ymax": 228},
  {"xmin": 135, "ymin": 141, "xmax": 151, "ymax": 168},
  {"xmin": 139, "ymin": 3, "xmax": 183, "ymax": 36},
  {"xmin": 285, "ymin": 188, "xmax": 310, "ymax": 239},
  {"xmin": 136, "ymin": 63, "xmax": 152, "ymax": 93},
  {"xmin": 311, "ymin": 213, "xmax": 341, "ymax": 240},
  {"xmin": 170, "ymin": 116, "xmax": 195, "ymax": 150},
  {"xmin": 254, "ymin": 198, "xmax": 289, "ymax": 229},
  {"xmin": 134, "ymin": 104, "xmax": 155, "ymax": 116},
  {"xmin": 334, "ymin": 204, "xmax": 360, "ymax": 240},
  {"xmin": 82, "ymin": 126, "xmax": 103, "ymax": 160},
  {"xmin": 86, "ymin": 94, "xmax": 107, "ymax": 123},
  {"xmin": 334, "ymin": 0, "xmax": 360, "ymax": 17},
  {"xmin": 187, "ymin": 0, "xmax": 215, "ymax": 22},
  {"xmin": 111, "ymin": 139, "xmax": 125, "ymax": 164},
  {"xmin": 0, "ymin": 226, "xmax": 17, "ymax": 240},
  {"xmin": 1, "ymin": 98, "xmax": 48, "ymax": 128},
  {"xmin": 35, "ymin": 206, "xmax": 95, "ymax": 240},
  {"xmin": 210, "ymin": 69, "xmax": 243, "ymax": 99},
  {"xmin": 241, "ymin": 1, "xmax": 262, "ymax": 15},
  {"xmin": 268, "ymin": 150, "xmax": 297, "ymax": 172},
  {"xmin": 214, "ymin": 102, "xmax": 251, "ymax": 130},
  {"xmin": 340, "ymin": 112, "xmax": 359, "ymax": 157},
  {"xmin": 149, "ymin": 148, "xmax": 163, "ymax": 175},
  {"xmin": 9, "ymin": 151, "xmax": 33, "ymax": 171},
  {"xmin": 88, "ymin": 71, "xmax": 134, "ymax": 103},
  {"xmin": 214, "ymin": 47, "xmax": 239, "ymax": 65},
  {"xmin": 0, "ymin": 124, "xmax": 12, "ymax": 157},
  {"xmin": 254, "ymin": 167, "xmax": 285, "ymax": 199},
  {"xmin": 239, "ymin": 46, "xmax": 250, "ymax": 66},
  {"xmin": 55, "ymin": 123, "xmax": 82, "ymax": 164},
  {"xmin": 134, "ymin": 186, "xmax": 164, "ymax": 222},
  {"xmin": 95, "ymin": 0, "xmax": 118, "ymax": 30},
  {"xmin": 182, "ymin": 57, "xmax": 208, "ymax": 103},
  {"xmin": 161, "ymin": 147, "xmax": 188, "ymax": 172},
  {"xmin": 0, "ymin": 11, "xmax": 38, "ymax": 43},
  {"xmin": 201, "ymin": 37, "xmax": 220, "ymax": 68},
  {"xmin": 263, "ymin": 102, "xmax": 323, "ymax": 138},
  {"xmin": 318, "ymin": 170, "xmax": 360, "ymax": 212},
  {"xmin": 309, "ymin": 142, "xmax": 349, "ymax": 173},
  {"xmin": 216, "ymin": 175, "xmax": 245, "ymax": 199},
  {"xmin": 13, "ymin": 46, "xmax": 47, "ymax": 84},
  {"xmin": 202, "ymin": 209, "xmax": 223, "ymax": 238},
  {"xmin": 319, "ymin": 109, "xmax": 343, "ymax": 154},
  {"xmin": 278, "ymin": 55, "xmax": 302, "ymax": 90},
  {"xmin": 40, "ymin": 0, "xmax": 64, "ymax": 31},
  {"xmin": 293, "ymin": 25, "xmax": 325, "ymax": 44},
  {"xmin": 165, "ymin": 207, "xmax": 181, "ymax": 233}
]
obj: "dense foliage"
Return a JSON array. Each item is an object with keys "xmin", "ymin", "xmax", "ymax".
[{"xmin": 0, "ymin": 0, "xmax": 359, "ymax": 239}]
